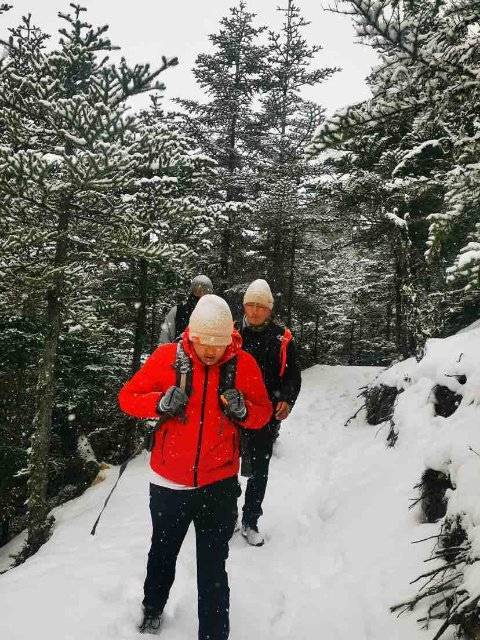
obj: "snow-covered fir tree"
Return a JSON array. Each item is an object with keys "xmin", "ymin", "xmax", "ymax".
[
  {"xmin": 0, "ymin": 4, "xmax": 177, "ymax": 557},
  {"xmin": 249, "ymin": 0, "xmax": 338, "ymax": 317},
  {"xmin": 309, "ymin": 0, "xmax": 480, "ymax": 334},
  {"xmin": 175, "ymin": 1, "xmax": 266, "ymax": 289},
  {"xmin": 104, "ymin": 100, "xmax": 220, "ymax": 375}
]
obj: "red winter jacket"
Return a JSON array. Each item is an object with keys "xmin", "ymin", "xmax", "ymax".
[{"xmin": 118, "ymin": 329, "xmax": 273, "ymax": 487}]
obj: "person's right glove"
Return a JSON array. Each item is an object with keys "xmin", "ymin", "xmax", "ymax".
[
  {"xmin": 221, "ymin": 388, "xmax": 247, "ymax": 421},
  {"xmin": 158, "ymin": 385, "xmax": 188, "ymax": 416}
]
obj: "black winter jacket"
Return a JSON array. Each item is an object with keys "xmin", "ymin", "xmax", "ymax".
[
  {"xmin": 238, "ymin": 318, "xmax": 301, "ymax": 408},
  {"xmin": 175, "ymin": 294, "xmax": 199, "ymax": 338}
]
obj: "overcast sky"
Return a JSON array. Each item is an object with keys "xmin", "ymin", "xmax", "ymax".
[{"xmin": 3, "ymin": 0, "xmax": 378, "ymax": 115}]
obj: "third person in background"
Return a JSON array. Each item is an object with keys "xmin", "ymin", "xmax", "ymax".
[
  {"xmin": 159, "ymin": 274, "xmax": 213, "ymax": 344},
  {"xmin": 237, "ymin": 279, "xmax": 301, "ymax": 546}
]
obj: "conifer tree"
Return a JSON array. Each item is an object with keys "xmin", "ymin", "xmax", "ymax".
[
  {"xmin": 107, "ymin": 101, "xmax": 220, "ymax": 373},
  {"xmin": 0, "ymin": 4, "xmax": 177, "ymax": 556},
  {"xmin": 309, "ymin": 0, "xmax": 480, "ymax": 306},
  {"xmin": 252, "ymin": 0, "xmax": 338, "ymax": 316},
  {"xmin": 175, "ymin": 1, "xmax": 267, "ymax": 289}
]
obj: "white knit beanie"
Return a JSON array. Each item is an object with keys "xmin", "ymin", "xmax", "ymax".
[
  {"xmin": 243, "ymin": 279, "xmax": 274, "ymax": 310},
  {"xmin": 189, "ymin": 294, "xmax": 233, "ymax": 346},
  {"xmin": 190, "ymin": 274, "xmax": 213, "ymax": 296}
]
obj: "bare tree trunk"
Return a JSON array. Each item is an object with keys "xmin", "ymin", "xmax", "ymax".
[
  {"xmin": 220, "ymin": 224, "xmax": 232, "ymax": 293},
  {"xmin": 392, "ymin": 224, "xmax": 414, "ymax": 357},
  {"xmin": 220, "ymin": 196, "xmax": 235, "ymax": 294},
  {"xmin": 149, "ymin": 293, "xmax": 158, "ymax": 353},
  {"xmin": 27, "ymin": 207, "xmax": 70, "ymax": 555},
  {"xmin": 357, "ymin": 320, "xmax": 363, "ymax": 362},
  {"xmin": 385, "ymin": 296, "xmax": 392, "ymax": 341},
  {"xmin": 219, "ymin": 118, "xmax": 243, "ymax": 292},
  {"xmin": 0, "ymin": 518, "xmax": 9, "ymax": 546},
  {"xmin": 269, "ymin": 222, "xmax": 284, "ymax": 296},
  {"xmin": 286, "ymin": 231, "xmax": 296, "ymax": 325},
  {"xmin": 269, "ymin": 0, "xmax": 292, "ymax": 307},
  {"xmin": 347, "ymin": 321, "xmax": 355, "ymax": 365},
  {"xmin": 122, "ymin": 258, "xmax": 149, "ymax": 461},
  {"xmin": 394, "ymin": 261, "xmax": 404, "ymax": 353},
  {"xmin": 219, "ymin": 57, "xmax": 241, "ymax": 292},
  {"xmin": 314, "ymin": 313, "xmax": 320, "ymax": 363},
  {"xmin": 131, "ymin": 258, "xmax": 148, "ymax": 375},
  {"xmin": 298, "ymin": 319, "xmax": 304, "ymax": 360},
  {"xmin": 267, "ymin": 183, "xmax": 288, "ymax": 312}
]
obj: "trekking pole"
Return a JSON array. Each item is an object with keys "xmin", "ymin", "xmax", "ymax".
[
  {"xmin": 91, "ymin": 343, "xmax": 192, "ymax": 535},
  {"xmin": 90, "ymin": 418, "xmax": 168, "ymax": 536},
  {"xmin": 90, "ymin": 448, "xmax": 140, "ymax": 536}
]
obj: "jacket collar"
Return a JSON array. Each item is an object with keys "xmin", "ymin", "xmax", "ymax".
[{"xmin": 181, "ymin": 327, "xmax": 243, "ymax": 366}]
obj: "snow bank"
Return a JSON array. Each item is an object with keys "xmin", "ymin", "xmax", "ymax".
[{"xmin": 368, "ymin": 322, "xmax": 480, "ymax": 637}]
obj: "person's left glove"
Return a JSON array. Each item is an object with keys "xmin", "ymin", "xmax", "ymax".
[
  {"xmin": 221, "ymin": 389, "xmax": 247, "ymax": 421},
  {"xmin": 157, "ymin": 385, "xmax": 188, "ymax": 416}
]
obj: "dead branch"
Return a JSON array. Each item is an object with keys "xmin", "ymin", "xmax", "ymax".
[{"xmin": 344, "ymin": 402, "xmax": 366, "ymax": 426}]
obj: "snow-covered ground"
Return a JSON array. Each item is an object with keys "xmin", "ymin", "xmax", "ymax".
[{"xmin": 0, "ymin": 365, "xmax": 445, "ymax": 639}]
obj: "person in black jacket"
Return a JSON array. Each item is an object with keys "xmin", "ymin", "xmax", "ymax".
[
  {"xmin": 238, "ymin": 279, "xmax": 301, "ymax": 546},
  {"xmin": 159, "ymin": 275, "xmax": 213, "ymax": 344}
]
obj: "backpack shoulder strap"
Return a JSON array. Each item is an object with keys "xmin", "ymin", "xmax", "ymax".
[
  {"xmin": 174, "ymin": 341, "xmax": 193, "ymax": 397},
  {"xmin": 146, "ymin": 342, "xmax": 193, "ymax": 451},
  {"xmin": 219, "ymin": 355, "xmax": 238, "ymax": 397},
  {"xmin": 279, "ymin": 328, "xmax": 293, "ymax": 378}
]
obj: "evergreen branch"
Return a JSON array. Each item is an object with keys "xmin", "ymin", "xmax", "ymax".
[
  {"xmin": 329, "ymin": 0, "xmax": 476, "ymax": 80},
  {"xmin": 109, "ymin": 55, "xmax": 178, "ymax": 107}
]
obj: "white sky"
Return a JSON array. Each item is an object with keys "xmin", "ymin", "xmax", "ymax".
[{"xmin": 3, "ymin": 0, "xmax": 378, "ymax": 115}]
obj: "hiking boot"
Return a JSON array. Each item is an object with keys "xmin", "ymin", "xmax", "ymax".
[
  {"xmin": 241, "ymin": 524, "xmax": 264, "ymax": 546},
  {"xmin": 139, "ymin": 606, "xmax": 162, "ymax": 634}
]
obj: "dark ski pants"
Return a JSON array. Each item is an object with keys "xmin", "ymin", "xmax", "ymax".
[
  {"xmin": 143, "ymin": 476, "xmax": 240, "ymax": 640},
  {"xmin": 241, "ymin": 421, "xmax": 280, "ymax": 528}
]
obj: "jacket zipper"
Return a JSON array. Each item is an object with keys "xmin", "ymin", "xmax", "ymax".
[{"xmin": 193, "ymin": 366, "xmax": 209, "ymax": 486}]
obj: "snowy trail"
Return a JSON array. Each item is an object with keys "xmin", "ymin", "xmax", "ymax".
[{"xmin": 0, "ymin": 365, "xmax": 438, "ymax": 639}]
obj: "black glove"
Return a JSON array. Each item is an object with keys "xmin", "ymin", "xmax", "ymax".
[
  {"xmin": 221, "ymin": 388, "xmax": 247, "ymax": 421},
  {"xmin": 158, "ymin": 386, "xmax": 188, "ymax": 416}
]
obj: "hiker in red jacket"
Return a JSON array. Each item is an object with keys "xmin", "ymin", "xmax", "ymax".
[{"xmin": 118, "ymin": 294, "xmax": 272, "ymax": 638}]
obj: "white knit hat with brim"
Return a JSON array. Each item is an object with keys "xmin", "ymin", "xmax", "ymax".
[
  {"xmin": 189, "ymin": 294, "xmax": 233, "ymax": 346},
  {"xmin": 243, "ymin": 279, "xmax": 274, "ymax": 310}
]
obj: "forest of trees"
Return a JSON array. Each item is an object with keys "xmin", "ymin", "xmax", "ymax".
[{"xmin": 1, "ymin": 0, "xmax": 479, "ymax": 561}]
